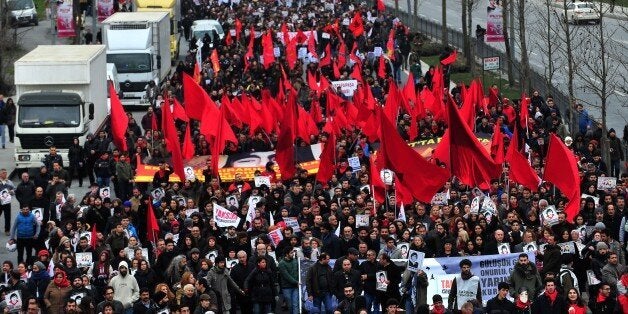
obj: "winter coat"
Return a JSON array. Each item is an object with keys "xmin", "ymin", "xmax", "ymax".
[
  {"xmin": 485, "ymin": 296, "xmax": 517, "ymax": 314},
  {"xmin": 306, "ymin": 261, "xmax": 334, "ymax": 298},
  {"xmin": 44, "ymin": 281, "xmax": 72, "ymax": 313},
  {"xmin": 509, "ymin": 262, "xmax": 543, "ymax": 298},
  {"xmin": 109, "ymin": 273, "xmax": 140, "ymax": 309},
  {"xmin": 532, "ymin": 292, "xmax": 567, "ymax": 314},
  {"xmin": 541, "ymin": 244, "xmax": 562, "ymax": 278},
  {"xmin": 68, "ymin": 144, "xmax": 85, "ymax": 167},
  {"xmin": 278, "ymin": 257, "xmax": 299, "ymax": 289},
  {"xmin": 27, "ymin": 271, "xmax": 51, "ymax": 302},
  {"xmin": 206, "ymin": 266, "xmax": 241, "ymax": 312},
  {"xmin": 134, "ymin": 269, "xmax": 157, "ymax": 291},
  {"xmin": 609, "ymin": 135, "xmax": 624, "ymax": 161},
  {"xmin": 588, "ymin": 295, "xmax": 619, "ymax": 314},
  {"xmin": 245, "ymin": 267, "xmax": 277, "ymax": 303}
]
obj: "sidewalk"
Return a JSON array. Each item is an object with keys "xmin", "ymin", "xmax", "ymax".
[{"xmin": 550, "ymin": 0, "xmax": 628, "ymax": 21}]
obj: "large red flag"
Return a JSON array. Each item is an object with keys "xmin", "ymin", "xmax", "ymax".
[
  {"xmin": 276, "ymin": 94, "xmax": 297, "ymax": 180},
  {"xmin": 543, "ymin": 134, "xmax": 581, "ymax": 222},
  {"xmin": 262, "ymin": 31, "xmax": 275, "ymax": 69},
  {"xmin": 402, "ymin": 72, "xmax": 416, "ymax": 110},
  {"xmin": 519, "ymin": 93, "xmax": 530, "ymax": 128},
  {"xmin": 234, "ymin": 18, "xmax": 242, "ymax": 42},
  {"xmin": 182, "ymin": 72, "xmax": 211, "ymax": 120},
  {"xmin": 320, "ymin": 44, "xmax": 332, "ymax": 67},
  {"xmin": 162, "ymin": 98, "xmax": 186, "ymax": 182},
  {"xmin": 315, "ymin": 133, "xmax": 336, "ymax": 185},
  {"xmin": 490, "ymin": 122, "xmax": 505, "ymax": 164},
  {"xmin": 286, "ymin": 37, "xmax": 297, "ymax": 70},
  {"xmin": 377, "ymin": 0, "xmax": 385, "ymax": 11},
  {"xmin": 506, "ymin": 124, "xmax": 540, "ymax": 192},
  {"xmin": 210, "ymin": 108, "xmax": 237, "ymax": 177},
  {"xmin": 378, "ymin": 56, "xmax": 386, "ymax": 79},
  {"xmin": 90, "ymin": 224, "xmax": 98, "ymax": 249},
  {"xmin": 348, "ymin": 11, "xmax": 364, "ymax": 38},
  {"xmin": 378, "ymin": 109, "xmax": 450, "ymax": 202},
  {"xmin": 308, "ymin": 30, "xmax": 318, "ymax": 59},
  {"xmin": 108, "ymin": 81, "xmax": 128, "ymax": 152},
  {"xmin": 440, "ymin": 50, "xmax": 458, "ymax": 65},
  {"xmin": 446, "ymin": 97, "xmax": 500, "ymax": 187},
  {"xmin": 369, "ymin": 154, "xmax": 386, "ymax": 204},
  {"xmin": 146, "ymin": 200, "xmax": 160, "ymax": 243},
  {"xmin": 172, "ymin": 99, "xmax": 189, "ymax": 122}
]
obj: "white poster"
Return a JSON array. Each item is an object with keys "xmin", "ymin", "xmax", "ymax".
[
  {"xmin": 254, "ymin": 176, "xmax": 271, "ymax": 188},
  {"xmin": 356, "ymin": 214, "xmax": 369, "ymax": 227},
  {"xmin": 151, "ymin": 188, "xmax": 165, "ymax": 201},
  {"xmin": 597, "ymin": 177, "xmax": 616, "ymax": 190},
  {"xmin": 498, "ymin": 243, "xmax": 511, "ymax": 255},
  {"xmin": 33, "ymin": 208, "xmax": 43, "ymax": 223},
  {"xmin": 99, "ymin": 187, "xmax": 111, "ymax": 200},
  {"xmin": 431, "ymin": 193, "xmax": 448, "ymax": 206},
  {"xmin": 330, "ymin": 80, "xmax": 359, "ymax": 97},
  {"xmin": 347, "ymin": 156, "xmax": 361, "ymax": 172},
  {"xmin": 185, "ymin": 208, "xmax": 199, "ymax": 218},
  {"xmin": 284, "ymin": 217, "xmax": 300, "ymax": 232},
  {"xmin": 213, "ymin": 203, "xmax": 242, "ymax": 228},
  {"xmin": 397, "ymin": 243, "xmax": 409, "ymax": 259},
  {"xmin": 376, "ymin": 271, "xmax": 388, "ymax": 291},
  {"xmin": 4, "ymin": 290, "xmax": 21, "ymax": 312},
  {"xmin": 380, "ymin": 169, "xmax": 394, "ymax": 185},
  {"xmin": 76, "ymin": 252, "xmax": 93, "ymax": 268},
  {"xmin": 184, "ymin": 167, "xmax": 196, "ymax": 181},
  {"xmin": 541, "ymin": 206, "xmax": 559, "ymax": 226},
  {"xmin": 0, "ymin": 189, "xmax": 11, "ymax": 205},
  {"xmin": 407, "ymin": 250, "xmax": 425, "ymax": 272}
]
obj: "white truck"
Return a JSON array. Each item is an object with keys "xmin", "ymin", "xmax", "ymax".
[
  {"xmin": 102, "ymin": 12, "xmax": 171, "ymax": 106},
  {"xmin": 13, "ymin": 45, "xmax": 108, "ymax": 169}
]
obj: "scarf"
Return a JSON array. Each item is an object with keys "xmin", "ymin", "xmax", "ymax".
[
  {"xmin": 546, "ymin": 290, "xmax": 558, "ymax": 303},
  {"xmin": 568, "ymin": 303, "xmax": 586, "ymax": 314},
  {"xmin": 30, "ymin": 270, "xmax": 50, "ymax": 281},
  {"xmin": 621, "ymin": 274, "xmax": 628, "ymax": 288},
  {"xmin": 516, "ymin": 298, "xmax": 530, "ymax": 309},
  {"xmin": 596, "ymin": 293, "xmax": 607, "ymax": 303},
  {"xmin": 53, "ymin": 270, "xmax": 70, "ymax": 288},
  {"xmin": 431, "ymin": 304, "xmax": 445, "ymax": 314}
]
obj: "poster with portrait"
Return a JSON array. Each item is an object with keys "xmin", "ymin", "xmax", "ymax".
[
  {"xmin": 541, "ymin": 206, "xmax": 559, "ymax": 226},
  {"xmin": 587, "ymin": 270, "xmax": 600, "ymax": 285},
  {"xmin": 376, "ymin": 271, "xmax": 388, "ymax": 291},
  {"xmin": 4, "ymin": 290, "xmax": 21, "ymax": 312},
  {"xmin": 498, "ymin": 243, "xmax": 511, "ymax": 255},
  {"xmin": 538, "ymin": 243, "xmax": 547, "ymax": 255},
  {"xmin": 356, "ymin": 214, "xmax": 369, "ymax": 228},
  {"xmin": 581, "ymin": 193, "xmax": 599, "ymax": 206},
  {"xmin": 76, "ymin": 252, "xmax": 92, "ymax": 268},
  {"xmin": 597, "ymin": 177, "xmax": 616, "ymax": 190},
  {"xmin": 205, "ymin": 250, "xmax": 218, "ymax": 263},
  {"xmin": 225, "ymin": 195, "xmax": 239, "ymax": 209},
  {"xmin": 347, "ymin": 157, "xmax": 361, "ymax": 172},
  {"xmin": 226, "ymin": 259, "xmax": 238, "ymax": 269},
  {"xmin": 184, "ymin": 166, "xmax": 197, "ymax": 181},
  {"xmin": 99, "ymin": 187, "xmax": 111, "ymax": 200},
  {"xmin": 397, "ymin": 243, "xmax": 410, "ymax": 259},
  {"xmin": 380, "ymin": 169, "xmax": 394, "ymax": 185},
  {"xmin": 284, "ymin": 217, "xmax": 300, "ymax": 233},
  {"xmin": 254, "ymin": 175, "xmax": 271, "ymax": 188},
  {"xmin": 175, "ymin": 197, "xmax": 186, "ymax": 207},
  {"xmin": 248, "ymin": 196, "xmax": 262, "ymax": 211},
  {"xmin": 151, "ymin": 188, "xmax": 165, "ymax": 201},
  {"xmin": 33, "ymin": 208, "xmax": 43, "ymax": 223},
  {"xmin": 0, "ymin": 189, "xmax": 11, "ymax": 205},
  {"xmin": 470, "ymin": 197, "xmax": 480, "ymax": 214},
  {"xmin": 156, "ymin": 309, "xmax": 170, "ymax": 314},
  {"xmin": 185, "ymin": 208, "xmax": 199, "ymax": 218},
  {"xmin": 70, "ymin": 292, "xmax": 85, "ymax": 305},
  {"xmin": 406, "ymin": 250, "xmax": 425, "ymax": 272},
  {"xmin": 558, "ymin": 241, "xmax": 575, "ymax": 254},
  {"xmin": 431, "ymin": 193, "xmax": 448, "ymax": 206},
  {"xmin": 523, "ymin": 242, "xmax": 537, "ymax": 253}
]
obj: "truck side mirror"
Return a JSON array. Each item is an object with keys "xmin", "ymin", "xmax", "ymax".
[
  {"xmin": 88, "ymin": 103, "xmax": 94, "ymax": 120},
  {"xmin": 156, "ymin": 55, "xmax": 161, "ymax": 69}
]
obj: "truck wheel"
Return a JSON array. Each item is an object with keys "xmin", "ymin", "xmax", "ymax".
[{"xmin": 34, "ymin": 18, "xmax": 39, "ymax": 26}]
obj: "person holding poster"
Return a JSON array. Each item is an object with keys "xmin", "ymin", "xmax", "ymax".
[
  {"xmin": 377, "ymin": 253, "xmax": 403, "ymax": 304},
  {"xmin": 448, "ymin": 259, "xmax": 482, "ymax": 311}
]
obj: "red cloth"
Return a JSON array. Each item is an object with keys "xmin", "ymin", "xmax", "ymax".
[
  {"xmin": 182, "ymin": 72, "xmax": 212, "ymax": 120},
  {"xmin": 262, "ymin": 31, "xmax": 275, "ymax": 69},
  {"xmin": 181, "ymin": 123, "xmax": 194, "ymax": 160},
  {"xmin": 440, "ymin": 50, "xmax": 457, "ymax": 65},
  {"xmin": 146, "ymin": 199, "xmax": 160, "ymax": 243},
  {"xmin": 54, "ymin": 270, "xmax": 70, "ymax": 288},
  {"xmin": 210, "ymin": 108, "xmax": 237, "ymax": 177},
  {"xmin": 315, "ymin": 133, "xmax": 336, "ymax": 184},
  {"xmin": 307, "ymin": 30, "xmax": 318, "ymax": 59},
  {"xmin": 286, "ymin": 37, "xmax": 297, "ymax": 70},
  {"xmin": 402, "ymin": 72, "xmax": 416, "ymax": 111},
  {"xmin": 446, "ymin": 97, "xmax": 500, "ymax": 186},
  {"xmin": 275, "ymin": 94, "xmax": 298, "ymax": 180},
  {"xmin": 596, "ymin": 293, "xmax": 607, "ymax": 303},
  {"xmin": 490, "ymin": 123, "xmax": 505, "ymax": 164},
  {"xmin": 108, "ymin": 82, "xmax": 128, "ymax": 152},
  {"xmin": 377, "ymin": 0, "xmax": 385, "ymax": 11},
  {"xmin": 546, "ymin": 290, "xmax": 558, "ymax": 303},
  {"xmin": 172, "ymin": 99, "xmax": 189, "ymax": 122},
  {"xmin": 618, "ymin": 295, "xmax": 628, "ymax": 314},
  {"xmin": 377, "ymin": 55, "xmax": 386, "ymax": 79},
  {"xmin": 90, "ymin": 224, "xmax": 98, "ymax": 249},
  {"xmin": 543, "ymin": 134, "xmax": 581, "ymax": 222},
  {"xmin": 162, "ymin": 98, "xmax": 186, "ymax": 182},
  {"xmin": 519, "ymin": 94, "xmax": 530, "ymax": 127},
  {"xmin": 378, "ymin": 108, "xmax": 450, "ymax": 203},
  {"xmin": 348, "ymin": 11, "xmax": 364, "ymax": 38},
  {"xmin": 567, "ymin": 303, "xmax": 586, "ymax": 314},
  {"xmin": 506, "ymin": 123, "xmax": 540, "ymax": 191}
]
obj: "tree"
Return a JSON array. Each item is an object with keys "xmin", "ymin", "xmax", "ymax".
[
  {"xmin": 575, "ymin": 2, "xmax": 628, "ymax": 166},
  {"xmin": 502, "ymin": 0, "xmax": 515, "ymax": 87},
  {"xmin": 517, "ymin": 0, "xmax": 530, "ymax": 93},
  {"xmin": 530, "ymin": 0, "xmax": 564, "ymax": 93},
  {"xmin": 441, "ymin": 0, "xmax": 448, "ymax": 46}
]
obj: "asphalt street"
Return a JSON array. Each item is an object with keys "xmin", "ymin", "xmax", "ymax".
[{"xmin": 388, "ymin": 0, "xmax": 628, "ymax": 138}]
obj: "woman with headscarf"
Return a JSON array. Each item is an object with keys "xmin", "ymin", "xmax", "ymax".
[
  {"xmin": 27, "ymin": 261, "xmax": 51, "ymax": 309},
  {"xmin": 44, "ymin": 269, "xmax": 72, "ymax": 313}
]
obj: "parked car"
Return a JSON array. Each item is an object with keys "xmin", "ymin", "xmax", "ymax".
[{"xmin": 562, "ymin": 2, "xmax": 601, "ymax": 24}]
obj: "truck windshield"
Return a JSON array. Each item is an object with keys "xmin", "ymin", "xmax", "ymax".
[
  {"xmin": 107, "ymin": 53, "xmax": 151, "ymax": 74},
  {"xmin": 18, "ymin": 106, "xmax": 81, "ymax": 127},
  {"xmin": 8, "ymin": 0, "xmax": 33, "ymax": 10}
]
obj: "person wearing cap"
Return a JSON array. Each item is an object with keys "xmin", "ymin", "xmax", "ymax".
[
  {"xmin": 484, "ymin": 282, "xmax": 515, "ymax": 313},
  {"xmin": 193, "ymin": 293, "xmax": 215, "ymax": 314},
  {"xmin": 109, "ymin": 261, "xmax": 140, "ymax": 313},
  {"xmin": 591, "ymin": 241, "xmax": 610, "ymax": 291},
  {"xmin": 448, "ymin": 259, "xmax": 481, "ymax": 311}
]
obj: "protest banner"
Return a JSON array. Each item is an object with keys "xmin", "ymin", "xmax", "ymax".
[
  {"xmin": 56, "ymin": 1, "xmax": 75, "ymax": 38},
  {"xmin": 75, "ymin": 252, "xmax": 92, "ymax": 268},
  {"xmin": 97, "ymin": 0, "xmax": 114, "ymax": 21},
  {"xmin": 330, "ymin": 80, "xmax": 359, "ymax": 97},
  {"xmin": 486, "ymin": 0, "xmax": 504, "ymax": 42},
  {"xmin": 213, "ymin": 203, "xmax": 241, "ymax": 228},
  {"xmin": 597, "ymin": 177, "xmax": 616, "ymax": 190},
  {"xmin": 254, "ymin": 175, "xmax": 271, "ymax": 187}
]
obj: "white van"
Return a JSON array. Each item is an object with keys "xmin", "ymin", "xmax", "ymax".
[
  {"xmin": 6, "ymin": 0, "xmax": 38, "ymax": 27},
  {"xmin": 190, "ymin": 19, "xmax": 224, "ymax": 43}
]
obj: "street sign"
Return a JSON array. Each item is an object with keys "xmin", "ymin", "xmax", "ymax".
[{"xmin": 483, "ymin": 56, "xmax": 500, "ymax": 70}]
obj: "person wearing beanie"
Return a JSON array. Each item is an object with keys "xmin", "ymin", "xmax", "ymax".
[
  {"xmin": 485, "ymin": 282, "xmax": 516, "ymax": 313},
  {"xmin": 26, "ymin": 260, "xmax": 50, "ymax": 307},
  {"xmin": 448, "ymin": 259, "xmax": 482, "ymax": 311},
  {"xmin": 608, "ymin": 127, "xmax": 624, "ymax": 177},
  {"xmin": 109, "ymin": 261, "xmax": 140, "ymax": 311},
  {"xmin": 206, "ymin": 255, "xmax": 244, "ymax": 314}
]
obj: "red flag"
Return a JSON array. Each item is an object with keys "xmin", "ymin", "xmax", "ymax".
[
  {"xmin": 310, "ymin": 99, "xmax": 323, "ymax": 124},
  {"xmin": 150, "ymin": 111, "xmax": 157, "ymax": 131},
  {"xmin": 281, "ymin": 22, "xmax": 290, "ymax": 45},
  {"xmin": 502, "ymin": 102, "xmax": 516, "ymax": 124},
  {"xmin": 286, "ymin": 37, "xmax": 297, "ymax": 70},
  {"xmin": 490, "ymin": 122, "xmax": 505, "ymax": 164},
  {"xmin": 146, "ymin": 200, "xmax": 160, "ymax": 243},
  {"xmin": 90, "ymin": 224, "xmax": 98, "ymax": 249},
  {"xmin": 172, "ymin": 99, "xmax": 189, "ymax": 122},
  {"xmin": 295, "ymin": 29, "xmax": 308, "ymax": 44},
  {"xmin": 211, "ymin": 49, "xmax": 220, "ymax": 73},
  {"xmin": 220, "ymin": 94, "xmax": 242, "ymax": 128},
  {"xmin": 377, "ymin": 56, "xmax": 386, "ymax": 79},
  {"xmin": 332, "ymin": 59, "xmax": 341, "ymax": 79},
  {"xmin": 320, "ymin": 44, "xmax": 331, "ymax": 67},
  {"xmin": 262, "ymin": 31, "xmax": 275, "ymax": 69},
  {"xmin": 235, "ymin": 18, "xmax": 242, "ymax": 42},
  {"xmin": 315, "ymin": 133, "xmax": 336, "ymax": 184},
  {"xmin": 162, "ymin": 98, "xmax": 186, "ymax": 182},
  {"xmin": 183, "ymin": 72, "xmax": 212, "ymax": 120},
  {"xmin": 446, "ymin": 96, "xmax": 500, "ymax": 187},
  {"xmin": 369, "ymin": 154, "xmax": 386, "ymax": 204},
  {"xmin": 506, "ymin": 124, "xmax": 540, "ymax": 192},
  {"xmin": 308, "ymin": 30, "xmax": 318, "ymax": 59},
  {"xmin": 386, "ymin": 29, "xmax": 395, "ymax": 60},
  {"xmin": 402, "ymin": 72, "xmax": 416, "ymax": 109},
  {"xmin": 182, "ymin": 123, "xmax": 194, "ymax": 160},
  {"xmin": 440, "ymin": 50, "xmax": 458, "ymax": 65},
  {"xmin": 378, "ymin": 108, "xmax": 450, "ymax": 202},
  {"xmin": 108, "ymin": 81, "xmax": 128, "ymax": 152},
  {"xmin": 543, "ymin": 134, "xmax": 581, "ymax": 222},
  {"xmin": 276, "ymin": 94, "xmax": 297, "ymax": 180},
  {"xmin": 337, "ymin": 39, "xmax": 347, "ymax": 68},
  {"xmin": 225, "ymin": 30, "xmax": 233, "ymax": 46},
  {"xmin": 377, "ymin": 0, "xmax": 385, "ymax": 11},
  {"xmin": 519, "ymin": 94, "xmax": 530, "ymax": 128},
  {"xmin": 488, "ymin": 86, "xmax": 500, "ymax": 107},
  {"xmin": 348, "ymin": 11, "xmax": 364, "ymax": 38},
  {"xmin": 383, "ymin": 79, "xmax": 400, "ymax": 124},
  {"xmin": 210, "ymin": 108, "xmax": 237, "ymax": 177},
  {"xmin": 244, "ymin": 26, "xmax": 255, "ymax": 71}
]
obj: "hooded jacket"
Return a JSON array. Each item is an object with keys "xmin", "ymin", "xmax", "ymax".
[
  {"xmin": 509, "ymin": 262, "xmax": 543, "ymax": 298},
  {"xmin": 109, "ymin": 261, "xmax": 140, "ymax": 309}
]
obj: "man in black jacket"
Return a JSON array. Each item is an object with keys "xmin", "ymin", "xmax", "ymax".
[
  {"xmin": 132, "ymin": 288, "xmax": 159, "ymax": 314},
  {"xmin": 588, "ymin": 282, "xmax": 619, "ymax": 314},
  {"xmin": 360, "ymin": 249, "xmax": 379, "ymax": 314},
  {"xmin": 333, "ymin": 258, "xmax": 362, "ymax": 300},
  {"xmin": 15, "ymin": 172, "xmax": 35, "ymax": 209},
  {"xmin": 337, "ymin": 284, "xmax": 366, "ymax": 314},
  {"xmin": 531, "ymin": 278, "xmax": 566, "ymax": 314},
  {"xmin": 485, "ymin": 282, "xmax": 516, "ymax": 313},
  {"xmin": 306, "ymin": 253, "xmax": 334, "ymax": 314}
]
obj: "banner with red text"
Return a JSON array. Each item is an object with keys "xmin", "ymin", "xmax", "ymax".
[
  {"xmin": 56, "ymin": 1, "xmax": 75, "ymax": 38},
  {"xmin": 97, "ymin": 0, "xmax": 114, "ymax": 22},
  {"xmin": 486, "ymin": 0, "xmax": 504, "ymax": 42}
]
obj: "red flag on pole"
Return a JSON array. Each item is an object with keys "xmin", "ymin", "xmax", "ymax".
[
  {"xmin": 490, "ymin": 122, "xmax": 505, "ymax": 164},
  {"xmin": 308, "ymin": 30, "xmax": 318, "ymax": 59},
  {"xmin": 162, "ymin": 98, "xmax": 186, "ymax": 182},
  {"xmin": 146, "ymin": 199, "xmax": 160, "ymax": 243},
  {"xmin": 348, "ymin": 11, "xmax": 364, "ymax": 38},
  {"xmin": 377, "ymin": 0, "xmax": 385, "ymax": 11},
  {"xmin": 108, "ymin": 81, "xmax": 128, "ymax": 152},
  {"xmin": 440, "ymin": 50, "xmax": 458, "ymax": 65},
  {"xmin": 543, "ymin": 134, "xmax": 581, "ymax": 222},
  {"xmin": 182, "ymin": 123, "xmax": 195, "ymax": 160},
  {"xmin": 315, "ymin": 133, "xmax": 336, "ymax": 185},
  {"xmin": 276, "ymin": 94, "xmax": 298, "ymax": 180},
  {"xmin": 90, "ymin": 224, "xmax": 98, "ymax": 249},
  {"xmin": 506, "ymin": 124, "xmax": 540, "ymax": 192},
  {"xmin": 182, "ymin": 72, "xmax": 212, "ymax": 120}
]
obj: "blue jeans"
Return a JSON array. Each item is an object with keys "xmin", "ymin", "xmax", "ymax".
[
  {"xmin": 252, "ymin": 302, "xmax": 272, "ymax": 314},
  {"xmin": 313, "ymin": 293, "xmax": 334, "ymax": 314},
  {"xmin": 282, "ymin": 288, "xmax": 299, "ymax": 314},
  {"xmin": 124, "ymin": 308, "xmax": 133, "ymax": 314},
  {"xmin": 96, "ymin": 177, "xmax": 110, "ymax": 187},
  {"xmin": 364, "ymin": 292, "xmax": 381, "ymax": 314},
  {"xmin": 0, "ymin": 124, "xmax": 5, "ymax": 146}
]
